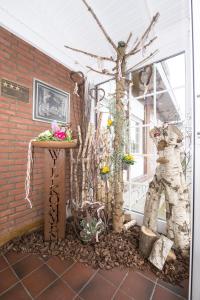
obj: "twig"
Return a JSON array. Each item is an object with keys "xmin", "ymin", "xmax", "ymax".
[
  {"xmin": 81, "ymin": 0, "xmax": 118, "ymax": 52},
  {"xmin": 126, "ymin": 36, "xmax": 157, "ymax": 57},
  {"xmin": 64, "ymin": 45, "xmax": 114, "ymax": 62},
  {"xmin": 126, "ymin": 32, "xmax": 132, "ymax": 46},
  {"xmin": 126, "ymin": 49, "xmax": 159, "ymax": 73},
  {"xmin": 86, "ymin": 65, "xmax": 114, "ymax": 76},
  {"xmin": 126, "ymin": 12, "xmax": 159, "ymax": 57}
]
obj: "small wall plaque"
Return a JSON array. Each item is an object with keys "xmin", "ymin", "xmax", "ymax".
[{"xmin": 1, "ymin": 78, "xmax": 29, "ymax": 102}]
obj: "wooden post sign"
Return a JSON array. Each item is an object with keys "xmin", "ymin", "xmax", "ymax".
[{"xmin": 32, "ymin": 140, "xmax": 77, "ymax": 241}]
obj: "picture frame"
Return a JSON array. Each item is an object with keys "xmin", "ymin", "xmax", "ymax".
[{"xmin": 33, "ymin": 79, "xmax": 70, "ymax": 124}]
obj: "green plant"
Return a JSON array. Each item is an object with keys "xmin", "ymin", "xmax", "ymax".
[{"xmin": 80, "ymin": 217, "xmax": 105, "ymax": 243}]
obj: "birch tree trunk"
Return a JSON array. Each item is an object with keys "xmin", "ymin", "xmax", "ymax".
[
  {"xmin": 142, "ymin": 125, "xmax": 190, "ymax": 255},
  {"xmin": 143, "ymin": 174, "xmax": 162, "ymax": 232},
  {"xmin": 112, "ymin": 42, "xmax": 126, "ymax": 232}
]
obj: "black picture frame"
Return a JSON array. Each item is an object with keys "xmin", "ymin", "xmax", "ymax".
[{"xmin": 33, "ymin": 79, "xmax": 70, "ymax": 124}]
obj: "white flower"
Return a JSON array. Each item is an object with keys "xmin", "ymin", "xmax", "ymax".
[{"xmin": 38, "ymin": 130, "xmax": 52, "ymax": 138}]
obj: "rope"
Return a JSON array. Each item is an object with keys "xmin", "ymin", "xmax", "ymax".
[
  {"xmin": 24, "ymin": 139, "xmax": 35, "ymax": 208},
  {"xmin": 73, "ymin": 82, "xmax": 79, "ymax": 97}
]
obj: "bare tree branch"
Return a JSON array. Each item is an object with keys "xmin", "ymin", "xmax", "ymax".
[
  {"xmin": 126, "ymin": 49, "xmax": 159, "ymax": 73},
  {"xmin": 81, "ymin": 0, "xmax": 118, "ymax": 52},
  {"xmin": 64, "ymin": 45, "xmax": 115, "ymax": 62},
  {"xmin": 126, "ymin": 36, "xmax": 157, "ymax": 57},
  {"xmin": 126, "ymin": 12, "xmax": 159, "ymax": 57},
  {"xmin": 126, "ymin": 32, "xmax": 132, "ymax": 46},
  {"xmin": 86, "ymin": 65, "xmax": 115, "ymax": 76}
]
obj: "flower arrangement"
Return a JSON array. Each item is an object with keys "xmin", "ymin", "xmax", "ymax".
[
  {"xmin": 100, "ymin": 165, "xmax": 110, "ymax": 174},
  {"xmin": 100, "ymin": 165, "xmax": 110, "ymax": 181},
  {"xmin": 80, "ymin": 217, "xmax": 105, "ymax": 243},
  {"xmin": 36, "ymin": 121, "xmax": 73, "ymax": 142},
  {"xmin": 122, "ymin": 154, "xmax": 135, "ymax": 166}
]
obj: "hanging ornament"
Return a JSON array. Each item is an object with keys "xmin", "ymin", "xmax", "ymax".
[
  {"xmin": 139, "ymin": 65, "xmax": 152, "ymax": 98},
  {"xmin": 73, "ymin": 82, "xmax": 79, "ymax": 97},
  {"xmin": 97, "ymin": 56, "xmax": 104, "ymax": 71}
]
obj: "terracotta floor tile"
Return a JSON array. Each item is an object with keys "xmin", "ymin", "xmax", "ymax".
[
  {"xmin": 12, "ymin": 254, "xmax": 43, "ymax": 279},
  {"xmin": 152, "ymin": 285, "xmax": 184, "ymax": 300},
  {"xmin": 47, "ymin": 256, "xmax": 74, "ymax": 275},
  {"xmin": 136, "ymin": 268, "xmax": 157, "ymax": 282},
  {"xmin": 0, "ymin": 267, "xmax": 18, "ymax": 294},
  {"xmin": 158, "ymin": 278, "xmax": 189, "ymax": 299},
  {"xmin": 4, "ymin": 251, "xmax": 29, "ymax": 265},
  {"xmin": 0, "ymin": 283, "xmax": 31, "ymax": 300},
  {"xmin": 99, "ymin": 267, "xmax": 128, "ymax": 286},
  {"xmin": 37, "ymin": 279, "xmax": 76, "ymax": 300},
  {"xmin": 79, "ymin": 273, "xmax": 117, "ymax": 300},
  {"xmin": 0, "ymin": 256, "xmax": 9, "ymax": 271},
  {"xmin": 22, "ymin": 264, "xmax": 57, "ymax": 297},
  {"xmin": 120, "ymin": 271, "xmax": 154, "ymax": 300},
  {"xmin": 113, "ymin": 289, "xmax": 132, "ymax": 300},
  {"xmin": 62, "ymin": 262, "xmax": 96, "ymax": 292}
]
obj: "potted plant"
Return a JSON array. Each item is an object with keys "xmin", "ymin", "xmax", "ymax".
[
  {"xmin": 122, "ymin": 154, "xmax": 135, "ymax": 170},
  {"xmin": 32, "ymin": 121, "xmax": 77, "ymax": 148},
  {"xmin": 100, "ymin": 165, "xmax": 110, "ymax": 181}
]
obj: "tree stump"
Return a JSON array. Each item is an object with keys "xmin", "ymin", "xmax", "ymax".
[{"xmin": 139, "ymin": 225, "xmax": 158, "ymax": 258}]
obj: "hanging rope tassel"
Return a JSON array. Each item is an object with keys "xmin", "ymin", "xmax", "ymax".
[
  {"xmin": 143, "ymin": 83, "xmax": 149, "ymax": 99},
  {"xmin": 73, "ymin": 82, "xmax": 79, "ymax": 97},
  {"xmin": 25, "ymin": 139, "xmax": 35, "ymax": 208}
]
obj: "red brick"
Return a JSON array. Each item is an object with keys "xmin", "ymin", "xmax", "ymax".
[
  {"xmin": 0, "ymin": 26, "xmax": 82, "ymax": 234},
  {"xmin": 0, "ymin": 209, "xmax": 15, "ymax": 218}
]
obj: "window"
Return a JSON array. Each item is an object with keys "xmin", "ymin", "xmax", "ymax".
[{"xmin": 125, "ymin": 53, "xmax": 189, "ymax": 221}]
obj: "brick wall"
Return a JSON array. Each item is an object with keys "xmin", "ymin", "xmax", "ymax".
[{"xmin": 0, "ymin": 27, "xmax": 83, "ymax": 243}]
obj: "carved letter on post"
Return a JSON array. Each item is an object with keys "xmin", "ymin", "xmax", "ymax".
[{"xmin": 44, "ymin": 149, "xmax": 66, "ymax": 241}]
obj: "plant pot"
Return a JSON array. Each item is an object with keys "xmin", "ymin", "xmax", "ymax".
[
  {"xmin": 32, "ymin": 139, "xmax": 78, "ymax": 149},
  {"xmin": 100, "ymin": 173, "xmax": 109, "ymax": 181},
  {"xmin": 123, "ymin": 162, "xmax": 130, "ymax": 170}
]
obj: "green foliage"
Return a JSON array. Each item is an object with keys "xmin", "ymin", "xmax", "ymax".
[{"xmin": 79, "ymin": 217, "xmax": 105, "ymax": 243}]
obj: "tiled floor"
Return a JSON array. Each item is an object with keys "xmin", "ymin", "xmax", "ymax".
[{"xmin": 0, "ymin": 251, "xmax": 188, "ymax": 300}]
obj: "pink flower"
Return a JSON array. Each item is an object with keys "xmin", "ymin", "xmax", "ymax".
[
  {"xmin": 54, "ymin": 131, "xmax": 66, "ymax": 140},
  {"xmin": 51, "ymin": 121, "xmax": 60, "ymax": 133}
]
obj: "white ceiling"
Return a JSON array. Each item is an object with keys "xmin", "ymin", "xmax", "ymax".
[{"xmin": 0, "ymin": 0, "xmax": 190, "ymax": 84}]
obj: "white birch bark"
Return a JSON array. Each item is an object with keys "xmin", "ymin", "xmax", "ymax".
[
  {"xmin": 142, "ymin": 124, "xmax": 190, "ymax": 255},
  {"xmin": 149, "ymin": 235, "xmax": 173, "ymax": 270}
]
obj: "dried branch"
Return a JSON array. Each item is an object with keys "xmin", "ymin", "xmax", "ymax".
[
  {"xmin": 126, "ymin": 49, "xmax": 159, "ymax": 73},
  {"xmin": 86, "ymin": 65, "xmax": 114, "ymax": 76},
  {"xmin": 126, "ymin": 36, "xmax": 157, "ymax": 57},
  {"xmin": 64, "ymin": 45, "xmax": 114, "ymax": 62},
  {"xmin": 126, "ymin": 32, "xmax": 132, "ymax": 46},
  {"xmin": 126, "ymin": 12, "xmax": 160, "ymax": 57},
  {"xmin": 81, "ymin": 0, "xmax": 118, "ymax": 52}
]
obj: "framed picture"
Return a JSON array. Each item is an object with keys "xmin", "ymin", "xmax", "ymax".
[{"xmin": 33, "ymin": 79, "xmax": 70, "ymax": 124}]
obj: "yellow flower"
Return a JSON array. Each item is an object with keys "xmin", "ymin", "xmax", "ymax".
[
  {"xmin": 107, "ymin": 119, "xmax": 113, "ymax": 127},
  {"xmin": 100, "ymin": 165, "xmax": 110, "ymax": 174},
  {"xmin": 122, "ymin": 154, "xmax": 135, "ymax": 165}
]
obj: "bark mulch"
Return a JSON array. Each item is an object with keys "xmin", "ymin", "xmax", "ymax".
[{"xmin": 0, "ymin": 221, "xmax": 189, "ymax": 285}]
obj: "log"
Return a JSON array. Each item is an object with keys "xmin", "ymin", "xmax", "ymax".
[
  {"xmin": 166, "ymin": 249, "xmax": 176, "ymax": 262},
  {"xmin": 148, "ymin": 235, "xmax": 173, "ymax": 270},
  {"xmin": 139, "ymin": 226, "xmax": 158, "ymax": 258},
  {"xmin": 123, "ymin": 220, "xmax": 136, "ymax": 231}
]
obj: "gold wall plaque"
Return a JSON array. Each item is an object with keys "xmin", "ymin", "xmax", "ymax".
[{"xmin": 1, "ymin": 78, "xmax": 29, "ymax": 102}]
